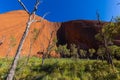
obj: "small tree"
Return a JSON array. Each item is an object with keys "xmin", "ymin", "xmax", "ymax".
[
  {"xmin": 108, "ymin": 45, "xmax": 120, "ymax": 60},
  {"xmin": 56, "ymin": 44, "xmax": 70, "ymax": 58},
  {"xmin": 97, "ymin": 47, "xmax": 105, "ymax": 61},
  {"xmin": 95, "ymin": 21, "xmax": 120, "ymax": 65},
  {"xmin": 88, "ymin": 48, "xmax": 96, "ymax": 58},
  {"xmin": 95, "ymin": 12, "xmax": 120, "ymax": 65},
  {"xmin": 79, "ymin": 49, "xmax": 87, "ymax": 59},
  {"xmin": 95, "ymin": 23, "xmax": 113, "ymax": 65},
  {"xmin": 70, "ymin": 44, "xmax": 78, "ymax": 58}
]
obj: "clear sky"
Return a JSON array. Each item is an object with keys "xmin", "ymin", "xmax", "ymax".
[{"xmin": 0, "ymin": 0, "xmax": 120, "ymax": 22}]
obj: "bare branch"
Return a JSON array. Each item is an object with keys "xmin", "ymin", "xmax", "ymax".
[
  {"xmin": 41, "ymin": 12, "xmax": 50, "ymax": 22},
  {"xmin": 18, "ymin": 0, "xmax": 30, "ymax": 14},
  {"xmin": 96, "ymin": 11, "xmax": 101, "ymax": 25},
  {"xmin": 33, "ymin": 12, "xmax": 50, "ymax": 22},
  {"xmin": 109, "ymin": 16, "xmax": 113, "ymax": 23},
  {"xmin": 31, "ymin": 0, "xmax": 40, "ymax": 14}
]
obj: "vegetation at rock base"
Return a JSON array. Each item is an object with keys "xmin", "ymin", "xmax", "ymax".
[
  {"xmin": 0, "ymin": 57, "xmax": 120, "ymax": 80},
  {"xmin": 94, "ymin": 15, "xmax": 120, "ymax": 65},
  {"xmin": 56, "ymin": 44, "xmax": 70, "ymax": 58},
  {"xmin": 2, "ymin": 16, "xmax": 120, "ymax": 80}
]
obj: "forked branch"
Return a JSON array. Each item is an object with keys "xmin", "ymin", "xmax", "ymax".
[{"xmin": 18, "ymin": 0, "xmax": 30, "ymax": 14}]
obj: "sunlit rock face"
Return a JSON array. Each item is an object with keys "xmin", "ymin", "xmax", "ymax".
[{"xmin": 0, "ymin": 10, "xmax": 61, "ymax": 57}]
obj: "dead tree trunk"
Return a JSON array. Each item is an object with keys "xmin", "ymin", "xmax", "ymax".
[
  {"xmin": 6, "ymin": 0, "xmax": 40, "ymax": 80},
  {"xmin": 6, "ymin": 16, "xmax": 33, "ymax": 80},
  {"xmin": 26, "ymin": 40, "xmax": 33, "ymax": 65},
  {"xmin": 26, "ymin": 13, "xmax": 49, "ymax": 65}
]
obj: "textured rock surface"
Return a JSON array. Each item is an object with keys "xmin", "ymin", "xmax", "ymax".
[
  {"xmin": 58, "ymin": 20, "xmax": 120, "ymax": 50},
  {"xmin": 0, "ymin": 10, "xmax": 120, "ymax": 57},
  {"xmin": 0, "ymin": 10, "xmax": 60, "ymax": 57},
  {"xmin": 57, "ymin": 20, "xmax": 105, "ymax": 50}
]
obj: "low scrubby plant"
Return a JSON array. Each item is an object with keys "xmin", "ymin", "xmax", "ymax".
[
  {"xmin": 0, "ymin": 58, "xmax": 120, "ymax": 80},
  {"xmin": 56, "ymin": 44, "xmax": 70, "ymax": 58}
]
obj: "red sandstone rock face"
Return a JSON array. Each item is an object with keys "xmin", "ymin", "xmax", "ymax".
[
  {"xmin": 57, "ymin": 20, "xmax": 120, "ymax": 50},
  {"xmin": 0, "ymin": 10, "xmax": 120, "ymax": 57},
  {"xmin": 0, "ymin": 10, "xmax": 61, "ymax": 57},
  {"xmin": 57, "ymin": 20, "xmax": 106, "ymax": 50}
]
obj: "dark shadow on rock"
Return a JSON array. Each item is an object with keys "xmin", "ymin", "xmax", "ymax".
[
  {"xmin": 56, "ymin": 20, "xmax": 101, "ymax": 50},
  {"xmin": 56, "ymin": 23, "xmax": 66, "ymax": 46}
]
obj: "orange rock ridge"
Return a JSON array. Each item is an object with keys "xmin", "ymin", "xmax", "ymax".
[{"xmin": 0, "ymin": 10, "xmax": 61, "ymax": 57}]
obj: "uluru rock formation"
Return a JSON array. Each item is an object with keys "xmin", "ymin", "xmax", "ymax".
[{"xmin": 0, "ymin": 10, "xmax": 120, "ymax": 57}]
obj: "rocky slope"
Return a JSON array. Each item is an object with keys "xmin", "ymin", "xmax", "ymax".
[
  {"xmin": 0, "ymin": 10, "xmax": 120, "ymax": 57},
  {"xmin": 0, "ymin": 10, "xmax": 60, "ymax": 57}
]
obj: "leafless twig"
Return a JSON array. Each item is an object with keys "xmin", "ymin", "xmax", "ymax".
[{"xmin": 18, "ymin": 0, "xmax": 30, "ymax": 14}]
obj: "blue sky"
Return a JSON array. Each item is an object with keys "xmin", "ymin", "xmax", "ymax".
[{"xmin": 0, "ymin": 0, "xmax": 120, "ymax": 22}]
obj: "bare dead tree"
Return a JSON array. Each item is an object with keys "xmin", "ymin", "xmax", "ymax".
[
  {"xmin": 25, "ymin": 12, "xmax": 49, "ymax": 65},
  {"xmin": 6, "ymin": 0, "xmax": 41, "ymax": 80}
]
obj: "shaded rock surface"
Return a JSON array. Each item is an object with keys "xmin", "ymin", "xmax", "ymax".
[{"xmin": 57, "ymin": 20, "xmax": 105, "ymax": 50}]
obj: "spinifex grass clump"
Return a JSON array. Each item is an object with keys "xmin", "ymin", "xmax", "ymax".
[{"xmin": 0, "ymin": 57, "xmax": 120, "ymax": 80}]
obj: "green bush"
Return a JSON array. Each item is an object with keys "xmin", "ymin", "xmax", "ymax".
[
  {"xmin": 108, "ymin": 45, "xmax": 120, "ymax": 60},
  {"xmin": 70, "ymin": 44, "xmax": 78, "ymax": 58},
  {"xmin": 79, "ymin": 49, "xmax": 87, "ymax": 58},
  {"xmin": 88, "ymin": 48, "xmax": 96, "ymax": 58},
  {"xmin": 0, "ymin": 58, "xmax": 120, "ymax": 80},
  {"xmin": 56, "ymin": 44, "xmax": 70, "ymax": 58}
]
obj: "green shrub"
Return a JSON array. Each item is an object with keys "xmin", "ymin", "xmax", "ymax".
[
  {"xmin": 70, "ymin": 44, "xmax": 78, "ymax": 58},
  {"xmin": 79, "ymin": 49, "xmax": 87, "ymax": 58},
  {"xmin": 88, "ymin": 48, "xmax": 96, "ymax": 58},
  {"xmin": 0, "ymin": 58, "xmax": 120, "ymax": 80},
  {"xmin": 56, "ymin": 44, "xmax": 70, "ymax": 58}
]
